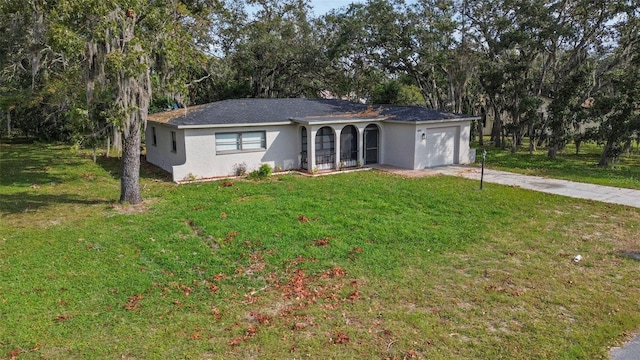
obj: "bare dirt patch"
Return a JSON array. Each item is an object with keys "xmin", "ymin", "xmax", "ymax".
[{"xmin": 110, "ymin": 198, "xmax": 158, "ymax": 215}]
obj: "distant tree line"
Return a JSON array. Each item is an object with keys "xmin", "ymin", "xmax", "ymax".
[{"xmin": 1, "ymin": 0, "xmax": 638, "ymax": 202}]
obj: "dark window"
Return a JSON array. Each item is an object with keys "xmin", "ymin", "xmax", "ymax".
[
  {"xmin": 171, "ymin": 131, "xmax": 177, "ymax": 153},
  {"xmin": 151, "ymin": 127, "xmax": 157, "ymax": 146}
]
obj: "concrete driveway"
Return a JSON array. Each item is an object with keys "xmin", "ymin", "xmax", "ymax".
[{"xmin": 373, "ymin": 165, "xmax": 640, "ymax": 209}]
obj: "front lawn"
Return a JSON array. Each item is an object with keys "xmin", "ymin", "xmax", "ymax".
[{"xmin": 1, "ymin": 142, "xmax": 639, "ymax": 359}]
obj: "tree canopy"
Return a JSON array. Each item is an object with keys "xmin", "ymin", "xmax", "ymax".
[{"xmin": 1, "ymin": 0, "xmax": 638, "ymax": 202}]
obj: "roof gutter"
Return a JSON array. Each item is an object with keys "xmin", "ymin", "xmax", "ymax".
[
  {"xmin": 149, "ymin": 121, "xmax": 295, "ymax": 130},
  {"xmin": 383, "ymin": 116, "xmax": 480, "ymax": 125},
  {"xmin": 290, "ymin": 117, "xmax": 386, "ymax": 125}
]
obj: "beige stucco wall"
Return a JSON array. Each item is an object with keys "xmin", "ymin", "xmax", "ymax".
[
  {"xmin": 145, "ymin": 124, "xmax": 186, "ymax": 173},
  {"xmin": 146, "ymin": 118, "xmax": 472, "ymax": 182},
  {"xmin": 383, "ymin": 120, "xmax": 471, "ymax": 169},
  {"xmin": 170, "ymin": 125, "xmax": 299, "ymax": 182},
  {"xmin": 460, "ymin": 121, "xmax": 471, "ymax": 164},
  {"xmin": 383, "ymin": 122, "xmax": 416, "ymax": 169}
]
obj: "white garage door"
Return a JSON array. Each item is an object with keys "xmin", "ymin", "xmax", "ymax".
[{"xmin": 425, "ymin": 127, "xmax": 457, "ymax": 167}]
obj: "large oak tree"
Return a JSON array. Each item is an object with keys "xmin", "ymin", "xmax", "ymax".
[{"xmin": 59, "ymin": 0, "xmax": 213, "ymax": 204}]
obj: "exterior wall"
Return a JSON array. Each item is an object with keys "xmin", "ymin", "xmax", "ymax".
[
  {"xmin": 383, "ymin": 122, "xmax": 417, "ymax": 169},
  {"xmin": 170, "ymin": 125, "xmax": 299, "ymax": 181},
  {"xmin": 146, "ymin": 118, "xmax": 472, "ymax": 182},
  {"xmin": 415, "ymin": 120, "xmax": 471, "ymax": 169},
  {"xmin": 459, "ymin": 121, "xmax": 471, "ymax": 164},
  {"xmin": 145, "ymin": 124, "xmax": 186, "ymax": 173},
  {"xmin": 145, "ymin": 123, "xmax": 299, "ymax": 182}
]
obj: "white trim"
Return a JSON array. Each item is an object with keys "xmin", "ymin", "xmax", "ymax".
[
  {"xmin": 383, "ymin": 117, "xmax": 479, "ymax": 125},
  {"xmin": 291, "ymin": 117, "xmax": 385, "ymax": 125},
  {"xmin": 145, "ymin": 121, "xmax": 293, "ymax": 129},
  {"xmin": 151, "ymin": 117, "xmax": 478, "ymax": 129}
]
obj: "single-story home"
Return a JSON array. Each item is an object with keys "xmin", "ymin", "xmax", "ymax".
[{"xmin": 146, "ymin": 98, "xmax": 478, "ymax": 182}]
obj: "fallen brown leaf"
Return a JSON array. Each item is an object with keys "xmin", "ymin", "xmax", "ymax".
[
  {"xmin": 332, "ymin": 331, "xmax": 350, "ymax": 344},
  {"xmin": 314, "ymin": 237, "xmax": 330, "ymax": 246},
  {"xmin": 349, "ymin": 247, "xmax": 364, "ymax": 254},
  {"xmin": 124, "ymin": 294, "xmax": 143, "ymax": 310},
  {"xmin": 54, "ymin": 314, "xmax": 72, "ymax": 322},
  {"xmin": 212, "ymin": 308, "xmax": 221, "ymax": 321}
]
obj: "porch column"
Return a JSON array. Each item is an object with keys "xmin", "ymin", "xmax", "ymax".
[
  {"xmin": 309, "ymin": 127, "xmax": 317, "ymax": 172},
  {"xmin": 357, "ymin": 126, "xmax": 365, "ymax": 166},
  {"xmin": 334, "ymin": 127, "xmax": 342, "ymax": 169}
]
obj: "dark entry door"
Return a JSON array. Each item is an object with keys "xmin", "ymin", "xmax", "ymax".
[
  {"xmin": 340, "ymin": 125, "xmax": 358, "ymax": 167},
  {"xmin": 364, "ymin": 124, "xmax": 379, "ymax": 165}
]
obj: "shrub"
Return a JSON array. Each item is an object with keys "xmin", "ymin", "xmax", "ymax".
[
  {"xmin": 248, "ymin": 163, "xmax": 273, "ymax": 180},
  {"xmin": 233, "ymin": 162, "xmax": 247, "ymax": 176}
]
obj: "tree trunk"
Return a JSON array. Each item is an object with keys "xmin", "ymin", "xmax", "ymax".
[
  {"xmin": 478, "ymin": 110, "xmax": 485, "ymax": 146},
  {"xmin": 119, "ymin": 124, "xmax": 142, "ymax": 204},
  {"xmin": 491, "ymin": 104, "xmax": 502, "ymax": 148},
  {"xmin": 106, "ymin": 134, "xmax": 111, "ymax": 158},
  {"xmin": 6, "ymin": 109, "xmax": 11, "ymax": 136},
  {"xmin": 598, "ymin": 140, "xmax": 614, "ymax": 167},
  {"xmin": 112, "ymin": 127, "xmax": 122, "ymax": 156},
  {"xmin": 547, "ymin": 143, "xmax": 558, "ymax": 159},
  {"xmin": 623, "ymin": 138, "xmax": 632, "ymax": 156},
  {"xmin": 115, "ymin": 35, "xmax": 150, "ymax": 204},
  {"xmin": 528, "ymin": 123, "xmax": 535, "ymax": 154}
]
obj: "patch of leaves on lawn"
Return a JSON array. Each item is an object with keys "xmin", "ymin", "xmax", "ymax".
[
  {"xmin": 223, "ymin": 253, "xmax": 362, "ymax": 350},
  {"xmin": 313, "ymin": 237, "xmax": 331, "ymax": 247},
  {"xmin": 124, "ymin": 294, "xmax": 143, "ymax": 310}
]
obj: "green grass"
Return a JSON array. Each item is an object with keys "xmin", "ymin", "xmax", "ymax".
[
  {"xmin": 1, "ymin": 141, "xmax": 640, "ymax": 359},
  {"xmin": 473, "ymin": 140, "xmax": 640, "ymax": 190}
]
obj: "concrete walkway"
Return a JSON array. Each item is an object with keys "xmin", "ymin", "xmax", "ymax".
[
  {"xmin": 610, "ymin": 335, "xmax": 640, "ymax": 360},
  {"xmin": 373, "ymin": 165, "xmax": 640, "ymax": 209}
]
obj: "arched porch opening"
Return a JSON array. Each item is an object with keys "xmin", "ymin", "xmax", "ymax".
[
  {"xmin": 315, "ymin": 126, "xmax": 335, "ymax": 170},
  {"xmin": 340, "ymin": 125, "xmax": 358, "ymax": 168}
]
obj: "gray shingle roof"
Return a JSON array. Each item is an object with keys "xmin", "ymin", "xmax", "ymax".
[{"xmin": 148, "ymin": 98, "xmax": 475, "ymax": 127}]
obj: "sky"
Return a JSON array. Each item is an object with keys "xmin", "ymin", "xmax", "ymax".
[{"xmin": 309, "ymin": 0, "xmax": 362, "ymax": 15}]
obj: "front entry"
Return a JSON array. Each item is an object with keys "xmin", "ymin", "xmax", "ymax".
[
  {"xmin": 340, "ymin": 125, "xmax": 358, "ymax": 168},
  {"xmin": 364, "ymin": 124, "xmax": 379, "ymax": 165}
]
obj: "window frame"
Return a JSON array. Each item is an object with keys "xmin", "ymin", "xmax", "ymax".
[{"xmin": 215, "ymin": 131, "xmax": 267, "ymax": 153}]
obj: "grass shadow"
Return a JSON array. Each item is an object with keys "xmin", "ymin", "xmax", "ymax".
[
  {"xmin": 0, "ymin": 192, "xmax": 107, "ymax": 215},
  {"xmin": 94, "ymin": 155, "xmax": 173, "ymax": 182},
  {"xmin": 0, "ymin": 142, "xmax": 85, "ymax": 187}
]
